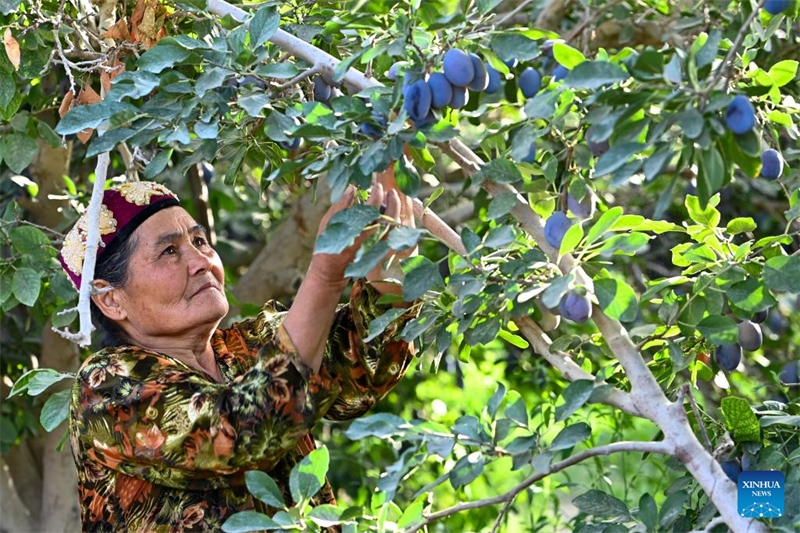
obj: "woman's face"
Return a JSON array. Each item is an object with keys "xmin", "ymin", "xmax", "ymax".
[{"xmin": 113, "ymin": 207, "xmax": 229, "ymax": 340}]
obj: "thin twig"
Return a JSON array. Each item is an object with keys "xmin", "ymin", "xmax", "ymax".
[
  {"xmin": 564, "ymin": 0, "xmax": 625, "ymax": 43},
  {"xmin": 273, "ymin": 63, "xmax": 321, "ymax": 91},
  {"xmin": 683, "ymin": 383, "xmax": 713, "ymax": 452},
  {"xmin": 494, "ymin": 0, "xmax": 536, "ymax": 27},
  {"xmin": 699, "ymin": 0, "xmax": 768, "ymax": 109},
  {"xmin": 403, "ymin": 441, "xmax": 673, "ymax": 533}
]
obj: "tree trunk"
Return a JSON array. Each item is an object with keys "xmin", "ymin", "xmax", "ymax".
[
  {"xmin": 230, "ymin": 183, "xmax": 330, "ymax": 311},
  {"xmin": 0, "ymin": 455, "xmax": 34, "ymax": 533}
]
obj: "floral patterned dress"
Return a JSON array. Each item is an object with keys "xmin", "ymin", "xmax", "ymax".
[{"xmin": 69, "ymin": 282, "xmax": 416, "ymax": 532}]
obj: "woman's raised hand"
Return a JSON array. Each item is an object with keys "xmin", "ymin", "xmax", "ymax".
[{"xmin": 310, "ymin": 165, "xmax": 417, "ymax": 297}]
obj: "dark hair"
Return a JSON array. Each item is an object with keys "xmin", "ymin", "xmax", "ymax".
[{"xmin": 90, "ymin": 233, "xmax": 139, "ymax": 349}]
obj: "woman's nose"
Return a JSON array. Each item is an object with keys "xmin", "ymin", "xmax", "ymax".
[{"xmin": 187, "ymin": 246, "xmax": 214, "ymax": 275}]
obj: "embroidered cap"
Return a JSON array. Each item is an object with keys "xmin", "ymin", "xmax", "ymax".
[{"xmin": 60, "ymin": 181, "xmax": 180, "ymax": 289}]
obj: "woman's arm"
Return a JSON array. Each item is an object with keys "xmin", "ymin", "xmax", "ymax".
[{"xmin": 282, "ymin": 182, "xmax": 409, "ymax": 372}]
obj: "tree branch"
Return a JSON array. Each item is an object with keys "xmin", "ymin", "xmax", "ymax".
[{"xmin": 403, "ymin": 441, "xmax": 673, "ymax": 533}]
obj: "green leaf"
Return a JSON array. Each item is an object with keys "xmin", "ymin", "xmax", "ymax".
[
  {"xmin": 137, "ymin": 43, "xmax": 191, "ymax": 73},
  {"xmin": 586, "ymin": 206, "xmax": 623, "ymax": 245},
  {"xmin": 552, "ymin": 42, "xmax": 586, "ymax": 69},
  {"xmin": 40, "ymin": 390, "xmax": 70, "ymax": 432},
  {"xmin": 555, "ymin": 380, "xmax": 594, "ymax": 422},
  {"xmin": 307, "ymin": 505, "xmax": 344, "ymax": 528},
  {"xmin": 721, "ymin": 397, "xmax": 760, "ymax": 442},
  {"xmin": 144, "ymin": 149, "xmax": 172, "ymax": 180},
  {"xmin": 505, "ymin": 397, "xmax": 528, "ymax": 426},
  {"xmin": 487, "ymin": 383, "xmax": 506, "ymax": 419},
  {"xmin": 524, "ymin": 90, "xmax": 560, "ymax": 120},
  {"xmin": 759, "ymin": 415, "xmax": 800, "ymax": 428},
  {"xmin": 465, "ymin": 316, "xmax": 501, "ymax": 346},
  {"xmin": 595, "ymin": 143, "xmax": 645, "ymax": 177},
  {"xmin": 222, "ymin": 511, "xmax": 281, "ymax": 532},
  {"xmin": 345, "ymin": 413, "xmax": 407, "ymax": 440},
  {"xmin": 483, "ymin": 225, "xmax": 515, "ymax": 248},
  {"xmin": 249, "ymin": 6, "xmax": 280, "ymax": 47},
  {"xmin": 245, "ymin": 471, "xmax": 285, "ymax": 509},
  {"xmin": 572, "ymin": 489, "xmax": 629, "ymax": 518},
  {"xmin": 684, "ymin": 194, "xmax": 720, "ymax": 227},
  {"xmin": 658, "ymin": 490, "xmax": 688, "ymax": 527},
  {"xmin": 697, "ymin": 146, "xmax": 726, "ymax": 207},
  {"xmin": 696, "ymin": 315, "xmax": 738, "ymax": 345},
  {"xmin": 491, "ymin": 34, "xmax": 540, "ymax": 63},
  {"xmin": 487, "ymin": 193, "xmax": 518, "ymax": 220},
  {"xmin": 550, "ymin": 422, "xmax": 591, "ymax": 451},
  {"xmin": 8, "ymin": 368, "xmax": 72, "ymax": 398},
  {"xmin": 387, "ymin": 227, "xmax": 422, "ymax": 251},
  {"xmin": 727, "ymin": 278, "xmax": 776, "ymax": 313},
  {"xmin": 558, "ymin": 223, "xmax": 584, "ymax": 257},
  {"xmin": 344, "ymin": 240, "xmax": 390, "ymax": 279},
  {"xmin": 10, "ymin": 226, "xmax": 53, "ymax": 261},
  {"xmin": 768, "ymin": 60, "xmax": 798, "ymax": 87},
  {"xmin": 696, "ymin": 30, "xmax": 721, "ymax": 69},
  {"xmin": 56, "ymin": 101, "xmax": 136, "ymax": 135},
  {"xmin": 2, "ymin": 134, "xmax": 38, "ymax": 174},
  {"xmin": 474, "ymin": 158, "xmax": 522, "ymax": 185},
  {"xmin": 364, "ymin": 308, "xmax": 406, "ymax": 343},
  {"xmin": 195, "ymin": 67, "xmax": 228, "ymax": 97},
  {"xmin": 237, "ymin": 93, "xmax": 270, "ymax": 117},
  {"xmin": 12, "ymin": 267, "xmax": 41, "ymax": 307},
  {"xmin": 449, "ymin": 452, "xmax": 484, "ymax": 488},
  {"xmin": 639, "ymin": 493, "xmax": 658, "ymax": 532},
  {"xmin": 0, "ymin": 0, "xmax": 22, "ymax": 15},
  {"xmin": 0, "ymin": 70, "xmax": 15, "ymax": 108},
  {"xmin": 596, "ymin": 232, "xmax": 650, "ymax": 255},
  {"xmin": 565, "ymin": 61, "xmax": 628, "ymax": 90},
  {"xmin": 763, "ymin": 256, "xmax": 800, "ymax": 293},
  {"xmin": 594, "ymin": 278, "xmax": 638, "ymax": 322},
  {"xmin": 289, "ymin": 446, "xmax": 329, "ymax": 503},
  {"xmin": 726, "ymin": 217, "xmax": 756, "ymax": 235},
  {"xmin": 541, "ymin": 273, "xmax": 574, "ymax": 310},
  {"xmin": 315, "ymin": 204, "xmax": 379, "ymax": 254},
  {"xmin": 402, "ymin": 256, "xmax": 443, "ymax": 301},
  {"xmin": 396, "ymin": 498, "xmax": 424, "ymax": 528}
]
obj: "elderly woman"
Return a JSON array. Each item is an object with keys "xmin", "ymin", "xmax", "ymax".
[{"xmin": 60, "ymin": 179, "xmax": 418, "ymax": 531}]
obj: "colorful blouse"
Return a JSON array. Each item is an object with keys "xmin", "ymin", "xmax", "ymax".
[{"xmin": 69, "ymin": 282, "xmax": 416, "ymax": 532}]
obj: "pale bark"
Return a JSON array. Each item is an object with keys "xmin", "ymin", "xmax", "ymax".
[{"xmin": 0, "ymin": 455, "xmax": 34, "ymax": 533}]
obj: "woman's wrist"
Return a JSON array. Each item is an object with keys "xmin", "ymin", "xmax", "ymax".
[{"xmin": 307, "ymin": 256, "xmax": 349, "ymax": 291}]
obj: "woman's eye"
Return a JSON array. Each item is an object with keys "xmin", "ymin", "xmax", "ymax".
[
  {"xmin": 193, "ymin": 236, "xmax": 208, "ymax": 247},
  {"xmin": 162, "ymin": 245, "xmax": 177, "ymax": 256}
]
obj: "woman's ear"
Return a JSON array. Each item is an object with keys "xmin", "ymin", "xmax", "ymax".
[{"xmin": 91, "ymin": 280, "xmax": 127, "ymax": 321}]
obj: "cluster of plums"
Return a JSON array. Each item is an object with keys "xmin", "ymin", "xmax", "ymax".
[
  {"xmin": 724, "ymin": 95, "xmax": 785, "ymax": 181},
  {"xmin": 714, "ymin": 316, "xmax": 765, "ymax": 371}
]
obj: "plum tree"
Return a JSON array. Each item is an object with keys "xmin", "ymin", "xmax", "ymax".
[
  {"xmin": 518, "ymin": 67, "xmax": 541, "ymax": 98},
  {"xmin": 468, "ymin": 54, "xmax": 489, "ymax": 91},
  {"xmin": 428, "ymin": 72, "xmax": 453, "ymax": 109},
  {"xmin": 559, "ymin": 290, "xmax": 592, "ymax": 323},
  {"xmin": 765, "ymin": 0, "xmax": 791, "ymax": 14},
  {"xmin": 715, "ymin": 344, "xmax": 743, "ymax": 371},
  {"xmin": 738, "ymin": 320, "xmax": 763, "ymax": 351},
  {"xmin": 403, "ymin": 80, "xmax": 433, "ymax": 123},
  {"xmin": 724, "ymin": 95, "xmax": 756, "ymax": 134},
  {"xmin": 761, "ymin": 149, "xmax": 784, "ymax": 179},
  {"xmin": 544, "ymin": 211, "xmax": 571, "ymax": 248},
  {"xmin": 443, "ymin": 49, "xmax": 474, "ymax": 87}
]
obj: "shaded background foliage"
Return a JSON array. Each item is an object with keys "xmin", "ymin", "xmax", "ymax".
[{"xmin": 0, "ymin": 0, "xmax": 799, "ymax": 531}]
